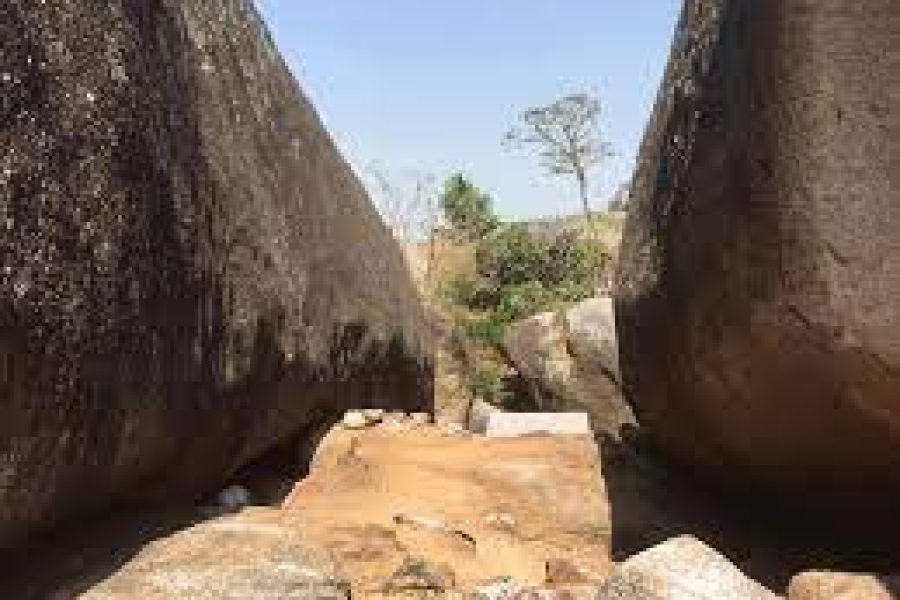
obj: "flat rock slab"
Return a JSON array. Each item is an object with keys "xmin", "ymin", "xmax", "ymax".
[
  {"xmin": 283, "ymin": 426, "xmax": 612, "ymax": 594},
  {"xmin": 485, "ymin": 413, "xmax": 592, "ymax": 438}
]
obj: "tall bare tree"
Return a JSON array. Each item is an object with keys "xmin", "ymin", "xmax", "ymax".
[
  {"xmin": 504, "ymin": 92, "xmax": 613, "ymax": 222},
  {"xmin": 365, "ymin": 166, "xmax": 439, "ymax": 242},
  {"xmin": 365, "ymin": 165, "xmax": 442, "ymax": 282}
]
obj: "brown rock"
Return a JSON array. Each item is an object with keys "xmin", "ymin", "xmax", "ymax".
[
  {"xmin": 379, "ymin": 555, "xmax": 456, "ymax": 593},
  {"xmin": 544, "ymin": 557, "xmax": 591, "ymax": 586},
  {"xmin": 0, "ymin": 0, "xmax": 431, "ymax": 548},
  {"xmin": 787, "ymin": 571, "xmax": 900, "ymax": 600},
  {"xmin": 597, "ymin": 536, "xmax": 777, "ymax": 600},
  {"xmin": 503, "ymin": 298, "xmax": 635, "ymax": 438},
  {"xmin": 615, "ymin": 0, "xmax": 900, "ymax": 513},
  {"xmin": 283, "ymin": 427, "xmax": 613, "ymax": 593}
]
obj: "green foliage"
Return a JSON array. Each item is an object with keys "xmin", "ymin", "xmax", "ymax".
[
  {"xmin": 476, "ymin": 224, "xmax": 547, "ymax": 286},
  {"xmin": 471, "ymin": 364, "xmax": 513, "ymax": 408},
  {"xmin": 476, "ymin": 224, "xmax": 604, "ymax": 292},
  {"xmin": 463, "ymin": 311, "xmax": 510, "ymax": 348},
  {"xmin": 443, "ymin": 275, "xmax": 498, "ymax": 311},
  {"xmin": 444, "ymin": 218, "xmax": 611, "ymax": 414},
  {"xmin": 544, "ymin": 230, "xmax": 607, "ymax": 287},
  {"xmin": 495, "ymin": 281, "xmax": 552, "ymax": 322},
  {"xmin": 447, "ymin": 224, "xmax": 604, "ymax": 352},
  {"xmin": 549, "ymin": 278, "xmax": 595, "ymax": 304},
  {"xmin": 439, "ymin": 174, "xmax": 498, "ymax": 241}
]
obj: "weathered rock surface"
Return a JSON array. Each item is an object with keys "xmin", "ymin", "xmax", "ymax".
[
  {"xmin": 282, "ymin": 424, "xmax": 613, "ymax": 595},
  {"xmin": 787, "ymin": 571, "xmax": 900, "ymax": 600},
  {"xmin": 504, "ymin": 297, "xmax": 635, "ymax": 437},
  {"xmin": 615, "ymin": 0, "xmax": 900, "ymax": 512},
  {"xmin": 0, "ymin": 0, "xmax": 430, "ymax": 547},
  {"xmin": 81, "ymin": 516, "xmax": 350, "ymax": 600},
  {"xmin": 566, "ymin": 298, "xmax": 622, "ymax": 386},
  {"xmin": 52, "ymin": 422, "xmax": 611, "ymax": 597},
  {"xmin": 597, "ymin": 536, "xmax": 777, "ymax": 600}
]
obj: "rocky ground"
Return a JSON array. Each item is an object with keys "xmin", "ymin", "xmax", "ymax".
[
  {"xmin": 6, "ymin": 405, "xmax": 895, "ymax": 599},
  {"xmin": 76, "ymin": 412, "xmax": 612, "ymax": 599}
]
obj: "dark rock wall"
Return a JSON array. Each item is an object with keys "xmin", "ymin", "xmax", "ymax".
[
  {"xmin": 616, "ymin": 0, "xmax": 899, "ymax": 512},
  {"xmin": 0, "ymin": 0, "xmax": 431, "ymax": 546}
]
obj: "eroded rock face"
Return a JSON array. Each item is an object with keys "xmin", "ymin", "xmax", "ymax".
[
  {"xmin": 282, "ymin": 425, "xmax": 613, "ymax": 594},
  {"xmin": 0, "ymin": 0, "xmax": 431, "ymax": 547},
  {"xmin": 615, "ymin": 0, "xmax": 900, "ymax": 513}
]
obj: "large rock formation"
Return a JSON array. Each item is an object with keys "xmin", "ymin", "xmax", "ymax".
[
  {"xmin": 615, "ymin": 0, "xmax": 899, "ymax": 513},
  {"xmin": 0, "ymin": 0, "xmax": 431, "ymax": 547}
]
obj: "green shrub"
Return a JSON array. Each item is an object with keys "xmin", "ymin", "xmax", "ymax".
[
  {"xmin": 551, "ymin": 278, "xmax": 595, "ymax": 304},
  {"xmin": 443, "ymin": 275, "xmax": 477, "ymax": 307},
  {"xmin": 444, "ymin": 221, "xmax": 609, "ymax": 354},
  {"xmin": 440, "ymin": 174, "xmax": 499, "ymax": 242},
  {"xmin": 495, "ymin": 281, "xmax": 552, "ymax": 322},
  {"xmin": 475, "ymin": 224, "xmax": 548, "ymax": 287},
  {"xmin": 544, "ymin": 230, "xmax": 604, "ymax": 287},
  {"xmin": 444, "ymin": 275, "xmax": 501, "ymax": 311},
  {"xmin": 471, "ymin": 364, "xmax": 512, "ymax": 407},
  {"xmin": 464, "ymin": 311, "xmax": 510, "ymax": 348},
  {"xmin": 476, "ymin": 224, "xmax": 604, "ymax": 291}
]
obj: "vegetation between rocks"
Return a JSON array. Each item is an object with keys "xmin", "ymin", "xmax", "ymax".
[{"xmin": 432, "ymin": 173, "xmax": 618, "ymax": 409}]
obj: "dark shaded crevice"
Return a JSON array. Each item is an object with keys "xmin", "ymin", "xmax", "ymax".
[
  {"xmin": 600, "ymin": 431, "xmax": 900, "ymax": 593},
  {"xmin": 229, "ymin": 407, "xmax": 344, "ymax": 506}
]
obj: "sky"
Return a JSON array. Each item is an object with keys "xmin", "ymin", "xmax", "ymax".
[{"xmin": 254, "ymin": 1, "xmax": 682, "ymax": 221}]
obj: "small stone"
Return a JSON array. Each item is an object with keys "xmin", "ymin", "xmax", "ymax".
[
  {"xmin": 545, "ymin": 557, "xmax": 591, "ymax": 585},
  {"xmin": 483, "ymin": 512, "xmax": 517, "ymax": 532},
  {"xmin": 440, "ymin": 422, "xmax": 466, "ymax": 436},
  {"xmin": 472, "ymin": 576, "xmax": 524, "ymax": 599},
  {"xmin": 217, "ymin": 485, "xmax": 250, "ymax": 513},
  {"xmin": 361, "ymin": 408, "xmax": 385, "ymax": 425},
  {"xmin": 467, "ymin": 398, "xmax": 501, "ymax": 434},
  {"xmin": 341, "ymin": 410, "xmax": 368, "ymax": 430},
  {"xmin": 409, "ymin": 412, "xmax": 431, "ymax": 426},
  {"xmin": 382, "ymin": 410, "xmax": 407, "ymax": 424},
  {"xmin": 379, "ymin": 555, "xmax": 456, "ymax": 593}
]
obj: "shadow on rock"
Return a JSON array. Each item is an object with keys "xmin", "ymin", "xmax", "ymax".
[{"xmin": 599, "ymin": 427, "xmax": 900, "ymax": 593}]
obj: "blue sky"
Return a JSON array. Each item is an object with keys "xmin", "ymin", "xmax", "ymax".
[{"xmin": 254, "ymin": 1, "xmax": 681, "ymax": 220}]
